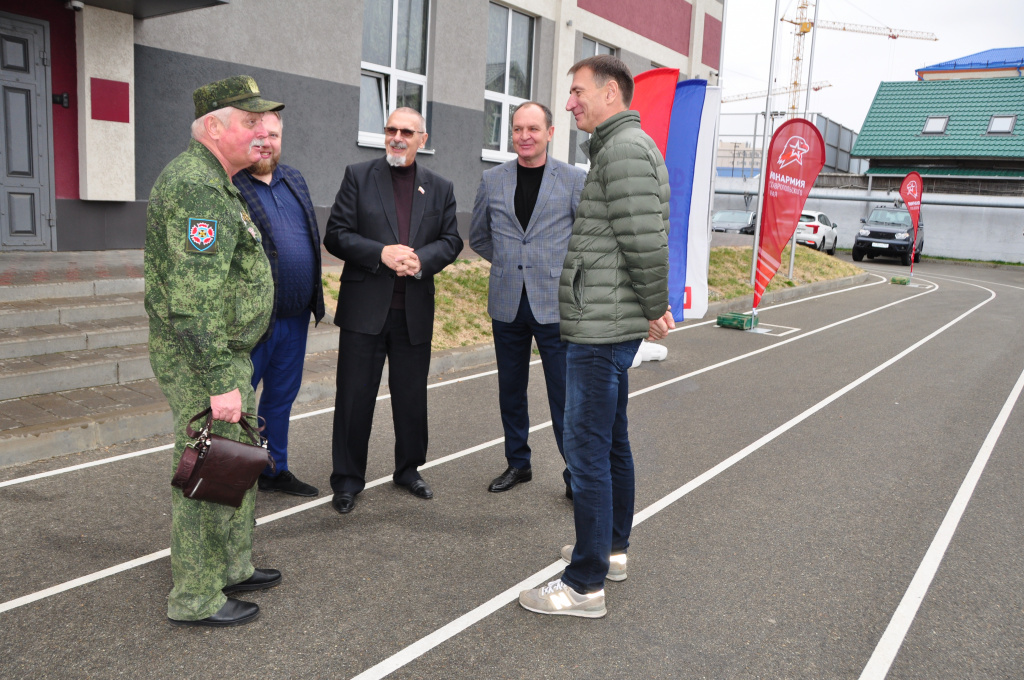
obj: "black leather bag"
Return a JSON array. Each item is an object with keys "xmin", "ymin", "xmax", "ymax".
[{"xmin": 171, "ymin": 408, "xmax": 274, "ymax": 508}]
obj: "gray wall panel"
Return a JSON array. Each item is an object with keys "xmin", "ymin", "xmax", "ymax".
[
  {"xmin": 534, "ymin": 17, "xmax": 556, "ymax": 112},
  {"xmin": 430, "ymin": 0, "xmax": 487, "ymax": 110},
  {"xmin": 133, "ymin": 0, "xmax": 362, "ymax": 87},
  {"xmin": 55, "ymin": 199, "xmax": 147, "ymax": 251},
  {"xmin": 135, "ymin": 45, "xmax": 377, "ymax": 207}
]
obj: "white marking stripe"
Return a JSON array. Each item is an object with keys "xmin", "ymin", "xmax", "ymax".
[
  {"xmin": 0, "ymin": 276, "xmax": 890, "ymax": 491},
  {"xmin": 859, "ymin": 363, "xmax": 1024, "ymax": 680},
  {"xmin": 0, "ymin": 277, "xmax": 937, "ymax": 616},
  {"xmin": 0, "ymin": 364, "xmax": 515, "ymax": 490}
]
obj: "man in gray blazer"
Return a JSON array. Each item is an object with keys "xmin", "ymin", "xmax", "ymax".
[{"xmin": 470, "ymin": 102, "xmax": 586, "ymax": 496}]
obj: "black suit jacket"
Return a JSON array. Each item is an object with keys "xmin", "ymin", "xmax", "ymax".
[
  {"xmin": 323, "ymin": 157, "xmax": 463, "ymax": 346},
  {"xmin": 233, "ymin": 164, "xmax": 326, "ymax": 343}
]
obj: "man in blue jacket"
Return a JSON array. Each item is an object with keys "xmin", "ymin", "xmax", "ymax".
[
  {"xmin": 470, "ymin": 102, "xmax": 585, "ymax": 496},
  {"xmin": 234, "ymin": 111, "xmax": 325, "ymax": 497}
]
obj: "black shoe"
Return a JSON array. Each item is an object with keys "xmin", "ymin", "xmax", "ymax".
[
  {"xmin": 332, "ymin": 492, "xmax": 356, "ymax": 514},
  {"xmin": 397, "ymin": 478, "xmax": 433, "ymax": 499},
  {"xmin": 223, "ymin": 568, "xmax": 281, "ymax": 594},
  {"xmin": 168, "ymin": 599, "xmax": 259, "ymax": 627},
  {"xmin": 258, "ymin": 470, "xmax": 319, "ymax": 497},
  {"xmin": 488, "ymin": 465, "xmax": 532, "ymax": 492}
]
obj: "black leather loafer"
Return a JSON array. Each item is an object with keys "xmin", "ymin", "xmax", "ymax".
[
  {"xmin": 223, "ymin": 568, "xmax": 281, "ymax": 594},
  {"xmin": 258, "ymin": 470, "xmax": 319, "ymax": 497},
  {"xmin": 397, "ymin": 478, "xmax": 433, "ymax": 499},
  {"xmin": 332, "ymin": 492, "xmax": 356, "ymax": 514},
  {"xmin": 488, "ymin": 465, "xmax": 533, "ymax": 492},
  {"xmin": 169, "ymin": 598, "xmax": 259, "ymax": 627}
]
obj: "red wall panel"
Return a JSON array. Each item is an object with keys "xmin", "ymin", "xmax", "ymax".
[
  {"xmin": 578, "ymin": 0, "xmax": 692, "ymax": 56},
  {"xmin": 90, "ymin": 78, "xmax": 130, "ymax": 123},
  {"xmin": 702, "ymin": 14, "xmax": 722, "ymax": 70},
  {"xmin": 0, "ymin": 0, "xmax": 79, "ymax": 199}
]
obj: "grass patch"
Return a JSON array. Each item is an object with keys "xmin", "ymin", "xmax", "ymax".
[
  {"xmin": 709, "ymin": 245, "xmax": 861, "ymax": 302},
  {"xmin": 321, "ymin": 247, "xmax": 861, "ymax": 351}
]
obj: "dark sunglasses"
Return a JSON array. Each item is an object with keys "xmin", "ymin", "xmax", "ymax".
[{"xmin": 384, "ymin": 126, "xmax": 424, "ymax": 137}]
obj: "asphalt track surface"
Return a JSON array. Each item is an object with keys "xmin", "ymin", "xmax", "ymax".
[{"xmin": 1, "ymin": 258, "xmax": 1022, "ymax": 680}]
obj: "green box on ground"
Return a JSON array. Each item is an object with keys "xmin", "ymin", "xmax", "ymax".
[
  {"xmin": 717, "ymin": 312, "xmax": 759, "ymax": 330},
  {"xmin": 891, "ymin": 276, "xmax": 910, "ymax": 285}
]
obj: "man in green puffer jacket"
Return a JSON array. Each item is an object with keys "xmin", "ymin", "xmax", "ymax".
[{"xmin": 520, "ymin": 55, "xmax": 676, "ymax": 619}]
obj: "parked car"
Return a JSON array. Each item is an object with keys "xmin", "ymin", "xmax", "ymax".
[
  {"xmin": 852, "ymin": 205, "xmax": 924, "ymax": 266},
  {"xmin": 712, "ymin": 210, "xmax": 756, "ymax": 234},
  {"xmin": 794, "ymin": 210, "xmax": 838, "ymax": 255}
]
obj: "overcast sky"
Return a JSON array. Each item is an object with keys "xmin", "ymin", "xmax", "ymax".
[{"xmin": 719, "ymin": 0, "xmax": 1024, "ymax": 134}]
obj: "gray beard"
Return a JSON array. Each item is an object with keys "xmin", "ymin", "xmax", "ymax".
[{"xmin": 385, "ymin": 152, "xmax": 408, "ymax": 168}]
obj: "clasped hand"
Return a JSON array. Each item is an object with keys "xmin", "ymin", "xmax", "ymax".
[{"xmin": 381, "ymin": 244, "xmax": 421, "ymax": 277}]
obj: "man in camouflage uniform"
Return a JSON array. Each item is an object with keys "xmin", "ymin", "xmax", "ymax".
[{"xmin": 145, "ymin": 75, "xmax": 284, "ymax": 627}]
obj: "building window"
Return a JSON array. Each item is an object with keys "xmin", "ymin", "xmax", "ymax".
[
  {"xmin": 482, "ymin": 3, "xmax": 534, "ymax": 162},
  {"xmin": 359, "ymin": 0, "xmax": 430, "ymax": 147},
  {"xmin": 921, "ymin": 116, "xmax": 948, "ymax": 135},
  {"xmin": 571, "ymin": 38, "xmax": 616, "ymax": 168},
  {"xmin": 987, "ymin": 115, "xmax": 1016, "ymax": 134}
]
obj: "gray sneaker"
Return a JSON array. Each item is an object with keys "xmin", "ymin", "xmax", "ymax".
[
  {"xmin": 560, "ymin": 544, "xmax": 627, "ymax": 582},
  {"xmin": 518, "ymin": 579, "xmax": 606, "ymax": 618}
]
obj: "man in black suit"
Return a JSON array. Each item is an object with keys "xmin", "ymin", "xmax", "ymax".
[{"xmin": 324, "ymin": 107, "xmax": 463, "ymax": 514}]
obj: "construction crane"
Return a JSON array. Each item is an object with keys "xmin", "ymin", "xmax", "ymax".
[
  {"xmin": 722, "ymin": 80, "xmax": 832, "ymax": 103},
  {"xmin": 782, "ymin": 1, "xmax": 938, "ymax": 116}
]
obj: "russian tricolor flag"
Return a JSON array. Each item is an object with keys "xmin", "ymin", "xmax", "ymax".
[{"xmin": 630, "ymin": 69, "xmax": 720, "ymax": 321}]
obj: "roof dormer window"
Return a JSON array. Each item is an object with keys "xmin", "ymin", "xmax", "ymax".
[
  {"xmin": 987, "ymin": 115, "xmax": 1016, "ymax": 134},
  {"xmin": 922, "ymin": 116, "xmax": 948, "ymax": 134}
]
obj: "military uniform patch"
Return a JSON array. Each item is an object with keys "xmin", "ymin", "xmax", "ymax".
[{"xmin": 187, "ymin": 218, "xmax": 218, "ymax": 253}]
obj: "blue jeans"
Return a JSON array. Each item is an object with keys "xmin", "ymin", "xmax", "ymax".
[
  {"xmin": 491, "ymin": 291, "xmax": 569, "ymax": 485},
  {"xmin": 561, "ymin": 338, "xmax": 642, "ymax": 594},
  {"xmin": 250, "ymin": 312, "xmax": 310, "ymax": 475}
]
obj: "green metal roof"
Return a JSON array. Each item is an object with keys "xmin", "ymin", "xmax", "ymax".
[
  {"xmin": 851, "ymin": 78, "xmax": 1024, "ymax": 160},
  {"xmin": 865, "ymin": 167, "xmax": 1024, "ymax": 178}
]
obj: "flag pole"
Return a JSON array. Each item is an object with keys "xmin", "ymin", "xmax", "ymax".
[{"xmin": 749, "ymin": 0, "xmax": 785, "ymax": 314}]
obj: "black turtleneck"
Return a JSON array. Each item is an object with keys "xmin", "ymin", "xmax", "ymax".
[{"xmin": 514, "ymin": 163, "xmax": 546, "ymax": 230}]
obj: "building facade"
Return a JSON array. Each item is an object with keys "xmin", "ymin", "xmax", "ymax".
[{"xmin": 0, "ymin": 0, "xmax": 724, "ymax": 252}]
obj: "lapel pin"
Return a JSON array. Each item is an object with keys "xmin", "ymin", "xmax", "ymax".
[{"xmin": 418, "ymin": 186, "xmax": 425, "ymax": 194}]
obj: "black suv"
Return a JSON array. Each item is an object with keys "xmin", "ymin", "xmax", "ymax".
[{"xmin": 852, "ymin": 205, "xmax": 924, "ymax": 266}]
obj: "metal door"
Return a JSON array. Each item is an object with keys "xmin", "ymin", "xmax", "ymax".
[{"xmin": 0, "ymin": 12, "xmax": 53, "ymax": 250}]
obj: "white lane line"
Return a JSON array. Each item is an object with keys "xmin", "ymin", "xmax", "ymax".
[
  {"xmin": 0, "ymin": 363, "xmax": 524, "ymax": 490},
  {"xmin": 0, "ymin": 548, "xmax": 171, "ymax": 615},
  {"xmin": 348, "ymin": 283, "xmax": 995, "ymax": 680},
  {"xmin": 0, "ymin": 275, "xmax": 888, "ymax": 489},
  {"xmin": 859, "ymin": 363, "xmax": 1024, "ymax": 680},
  {"xmin": 0, "ymin": 443, "xmax": 175, "ymax": 489},
  {"xmin": 0, "ymin": 278, "xmax": 945, "ymax": 614}
]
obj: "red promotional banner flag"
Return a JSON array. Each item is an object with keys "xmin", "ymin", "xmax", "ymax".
[
  {"xmin": 753, "ymin": 118, "xmax": 826, "ymax": 309},
  {"xmin": 899, "ymin": 172, "xmax": 923, "ymax": 274},
  {"xmin": 629, "ymin": 68, "xmax": 680, "ymax": 159}
]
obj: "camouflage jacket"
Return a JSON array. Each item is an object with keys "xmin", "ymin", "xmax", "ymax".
[{"xmin": 144, "ymin": 139, "xmax": 273, "ymax": 396}]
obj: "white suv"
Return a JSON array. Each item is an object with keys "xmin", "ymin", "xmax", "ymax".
[{"xmin": 795, "ymin": 210, "xmax": 838, "ymax": 255}]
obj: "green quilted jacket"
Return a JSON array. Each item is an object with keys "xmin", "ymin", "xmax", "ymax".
[{"xmin": 559, "ymin": 110, "xmax": 670, "ymax": 344}]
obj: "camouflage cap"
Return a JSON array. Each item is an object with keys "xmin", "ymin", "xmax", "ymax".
[{"xmin": 192, "ymin": 75, "xmax": 284, "ymax": 119}]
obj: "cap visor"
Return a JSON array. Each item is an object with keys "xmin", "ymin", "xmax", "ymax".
[{"xmin": 234, "ymin": 97, "xmax": 285, "ymax": 113}]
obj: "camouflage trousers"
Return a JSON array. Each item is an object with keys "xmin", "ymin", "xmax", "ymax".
[{"xmin": 149, "ymin": 331, "xmax": 258, "ymax": 621}]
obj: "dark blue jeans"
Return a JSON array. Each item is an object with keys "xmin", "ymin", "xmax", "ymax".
[
  {"xmin": 561, "ymin": 338, "xmax": 642, "ymax": 594},
  {"xmin": 250, "ymin": 312, "xmax": 310, "ymax": 475},
  {"xmin": 491, "ymin": 291, "xmax": 570, "ymax": 485}
]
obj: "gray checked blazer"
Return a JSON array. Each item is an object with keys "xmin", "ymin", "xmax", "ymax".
[{"xmin": 470, "ymin": 157, "xmax": 586, "ymax": 325}]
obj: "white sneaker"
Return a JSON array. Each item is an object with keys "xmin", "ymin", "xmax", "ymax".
[
  {"xmin": 560, "ymin": 545, "xmax": 628, "ymax": 582},
  {"xmin": 518, "ymin": 579, "xmax": 606, "ymax": 618},
  {"xmin": 631, "ymin": 340, "xmax": 668, "ymax": 368}
]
